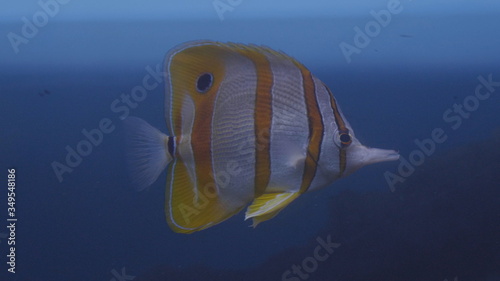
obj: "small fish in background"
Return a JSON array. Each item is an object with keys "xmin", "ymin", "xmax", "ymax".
[
  {"xmin": 125, "ymin": 40, "xmax": 399, "ymax": 234},
  {"xmin": 39, "ymin": 89, "xmax": 50, "ymax": 97}
]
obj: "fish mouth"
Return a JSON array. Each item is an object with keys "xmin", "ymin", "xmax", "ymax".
[{"xmin": 361, "ymin": 147, "xmax": 400, "ymax": 165}]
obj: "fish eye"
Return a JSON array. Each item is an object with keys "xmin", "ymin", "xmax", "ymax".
[
  {"xmin": 196, "ymin": 73, "xmax": 213, "ymax": 93},
  {"xmin": 339, "ymin": 133, "xmax": 352, "ymax": 146},
  {"xmin": 334, "ymin": 130, "xmax": 352, "ymax": 148}
]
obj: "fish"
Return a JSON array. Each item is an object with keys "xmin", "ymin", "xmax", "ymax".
[{"xmin": 124, "ymin": 40, "xmax": 399, "ymax": 234}]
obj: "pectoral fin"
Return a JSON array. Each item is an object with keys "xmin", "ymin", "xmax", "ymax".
[{"xmin": 245, "ymin": 192, "xmax": 300, "ymax": 227}]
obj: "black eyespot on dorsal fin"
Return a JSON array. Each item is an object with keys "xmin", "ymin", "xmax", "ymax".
[{"xmin": 196, "ymin": 73, "xmax": 213, "ymax": 93}]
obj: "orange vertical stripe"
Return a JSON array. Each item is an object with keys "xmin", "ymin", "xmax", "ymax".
[
  {"xmin": 326, "ymin": 85, "xmax": 348, "ymax": 132},
  {"xmin": 296, "ymin": 65, "xmax": 324, "ymax": 193},
  {"xmin": 326, "ymin": 85, "xmax": 350, "ymax": 176},
  {"xmin": 191, "ymin": 94, "xmax": 217, "ymax": 196},
  {"xmin": 235, "ymin": 46, "xmax": 273, "ymax": 197}
]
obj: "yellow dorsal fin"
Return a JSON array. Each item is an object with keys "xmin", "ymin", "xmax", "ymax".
[{"xmin": 245, "ymin": 192, "xmax": 300, "ymax": 227}]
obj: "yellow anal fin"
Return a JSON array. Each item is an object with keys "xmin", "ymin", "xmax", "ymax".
[
  {"xmin": 166, "ymin": 159, "xmax": 243, "ymax": 234},
  {"xmin": 245, "ymin": 192, "xmax": 300, "ymax": 227}
]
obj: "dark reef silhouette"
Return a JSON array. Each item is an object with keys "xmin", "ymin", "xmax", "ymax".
[{"xmin": 136, "ymin": 135, "xmax": 500, "ymax": 281}]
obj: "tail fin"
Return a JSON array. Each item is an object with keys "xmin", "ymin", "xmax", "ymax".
[{"xmin": 123, "ymin": 117, "xmax": 173, "ymax": 191}]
